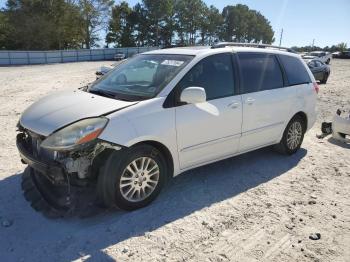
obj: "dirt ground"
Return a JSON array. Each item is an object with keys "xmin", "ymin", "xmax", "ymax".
[{"xmin": 0, "ymin": 59, "xmax": 349, "ymax": 262}]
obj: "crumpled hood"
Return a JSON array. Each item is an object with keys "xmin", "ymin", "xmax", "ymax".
[{"xmin": 20, "ymin": 90, "xmax": 136, "ymax": 136}]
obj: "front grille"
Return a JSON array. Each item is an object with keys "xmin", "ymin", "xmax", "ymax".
[{"xmin": 19, "ymin": 128, "xmax": 57, "ymax": 161}]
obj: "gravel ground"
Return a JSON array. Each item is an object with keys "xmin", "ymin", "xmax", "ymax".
[{"xmin": 0, "ymin": 59, "xmax": 349, "ymax": 262}]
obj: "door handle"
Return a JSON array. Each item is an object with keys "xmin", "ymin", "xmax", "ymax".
[
  {"xmin": 245, "ymin": 97, "xmax": 255, "ymax": 104},
  {"xmin": 227, "ymin": 101, "xmax": 240, "ymax": 109}
]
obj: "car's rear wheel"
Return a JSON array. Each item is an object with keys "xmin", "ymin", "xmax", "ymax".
[
  {"xmin": 326, "ymin": 58, "xmax": 330, "ymax": 64},
  {"xmin": 97, "ymin": 144, "xmax": 167, "ymax": 210},
  {"xmin": 321, "ymin": 72, "xmax": 329, "ymax": 84},
  {"xmin": 275, "ymin": 115, "xmax": 305, "ymax": 155}
]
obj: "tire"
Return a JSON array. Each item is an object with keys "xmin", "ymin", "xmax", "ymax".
[
  {"xmin": 326, "ymin": 58, "xmax": 330, "ymax": 64},
  {"xmin": 275, "ymin": 115, "xmax": 306, "ymax": 155},
  {"xmin": 21, "ymin": 167, "xmax": 70, "ymax": 218},
  {"xmin": 320, "ymin": 72, "xmax": 329, "ymax": 84},
  {"xmin": 97, "ymin": 144, "xmax": 167, "ymax": 211}
]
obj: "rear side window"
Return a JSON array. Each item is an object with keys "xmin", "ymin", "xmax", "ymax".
[
  {"xmin": 278, "ymin": 55, "xmax": 311, "ymax": 86},
  {"xmin": 238, "ymin": 53, "xmax": 284, "ymax": 94},
  {"xmin": 177, "ymin": 53, "xmax": 235, "ymax": 101}
]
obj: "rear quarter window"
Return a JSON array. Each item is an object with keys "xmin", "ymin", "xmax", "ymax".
[{"xmin": 278, "ymin": 55, "xmax": 311, "ymax": 86}]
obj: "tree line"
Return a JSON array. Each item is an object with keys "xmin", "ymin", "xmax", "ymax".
[
  {"xmin": 106, "ymin": 1, "xmax": 275, "ymax": 48},
  {"xmin": 0, "ymin": 0, "xmax": 275, "ymax": 50},
  {"xmin": 291, "ymin": 43, "xmax": 349, "ymax": 53},
  {"xmin": 0, "ymin": 0, "xmax": 113, "ymax": 50}
]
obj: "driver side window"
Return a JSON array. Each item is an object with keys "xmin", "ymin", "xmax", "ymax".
[{"xmin": 177, "ymin": 53, "xmax": 235, "ymax": 101}]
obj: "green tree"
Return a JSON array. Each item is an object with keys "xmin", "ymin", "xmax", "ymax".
[
  {"xmin": 142, "ymin": 0, "xmax": 172, "ymax": 46},
  {"xmin": 198, "ymin": 5, "xmax": 222, "ymax": 45},
  {"xmin": 106, "ymin": 1, "xmax": 135, "ymax": 47},
  {"xmin": 77, "ymin": 0, "xmax": 113, "ymax": 48},
  {"xmin": 3, "ymin": 0, "xmax": 85, "ymax": 50},
  {"xmin": 175, "ymin": 0, "xmax": 206, "ymax": 45},
  {"xmin": 160, "ymin": 0, "xmax": 177, "ymax": 47},
  {"xmin": 0, "ymin": 10, "xmax": 11, "ymax": 49},
  {"xmin": 221, "ymin": 4, "xmax": 274, "ymax": 44},
  {"xmin": 337, "ymin": 42, "xmax": 348, "ymax": 52},
  {"xmin": 133, "ymin": 3, "xmax": 149, "ymax": 46}
]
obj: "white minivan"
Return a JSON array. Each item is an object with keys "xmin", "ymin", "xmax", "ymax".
[{"xmin": 17, "ymin": 44, "xmax": 318, "ymax": 217}]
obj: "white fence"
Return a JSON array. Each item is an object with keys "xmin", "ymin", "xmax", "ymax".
[{"xmin": 0, "ymin": 46, "xmax": 159, "ymax": 66}]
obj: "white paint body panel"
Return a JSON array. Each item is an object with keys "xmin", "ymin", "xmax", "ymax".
[
  {"xmin": 20, "ymin": 90, "xmax": 136, "ymax": 136},
  {"xmin": 175, "ymin": 96, "xmax": 242, "ymax": 169},
  {"xmin": 240, "ymin": 86, "xmax": 297, "ymax": 151}
]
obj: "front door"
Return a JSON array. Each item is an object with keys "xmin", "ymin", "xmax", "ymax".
[{"xmin": 175, "ymin": 53, "xmax": 242, "ymax": 169}]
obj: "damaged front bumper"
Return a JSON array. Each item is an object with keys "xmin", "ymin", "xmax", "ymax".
[
  {"xmin": 17, "ymin": 128, "xmax": 124, "ymax": 217},
  {"xmin": 16, "ymin": 129, "xmax": 122, "ymax": 186},
  {"xmin": 17, "ymin": 133, "xmax": 67, "ymax": 183}
]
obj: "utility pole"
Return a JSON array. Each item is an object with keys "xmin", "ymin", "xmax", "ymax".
[{"xmin": 279, "ymin": 28, "xmax": 283, "ymax": 47}]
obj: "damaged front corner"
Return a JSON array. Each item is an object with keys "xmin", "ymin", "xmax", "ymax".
[{"xmin": 61, "ymin": 140, "xmax": 122, "ymax": 179}]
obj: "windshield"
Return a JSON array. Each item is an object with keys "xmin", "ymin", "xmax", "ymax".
[{"xmin": 90, "ymin": 54, "xmax": 193, "ymax": 101}]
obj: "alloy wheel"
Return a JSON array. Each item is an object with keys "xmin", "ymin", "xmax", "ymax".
[
  {"xmin": 287, "ymin": 121, "xmax": 303, "ymax": 150},
  {"xmin": 119, "ymin": 157, "xmax": 160, "ymax": 202}
]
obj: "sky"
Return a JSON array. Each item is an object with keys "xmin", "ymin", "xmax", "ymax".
[{"xmin": 1, "ymin": 0, "xmax": 349, "ymax": 48}]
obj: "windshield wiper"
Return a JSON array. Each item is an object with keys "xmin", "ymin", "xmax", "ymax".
[
  {"xmin": 89, "ymin": 89, "xmax": 136, "ymax": 102},
  {"xmin": 89, "ymin": 89, "xmax": 117, "ymax": 99}
]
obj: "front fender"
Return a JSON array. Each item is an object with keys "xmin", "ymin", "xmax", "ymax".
[{"xmin": 98, "ymin": 98, "xmax": 181, "ymax": 176}]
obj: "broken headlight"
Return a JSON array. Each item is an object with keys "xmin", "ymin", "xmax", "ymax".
[{"xmin": 41, "ymin": 117, "xmax": 109, "ymax": 151}]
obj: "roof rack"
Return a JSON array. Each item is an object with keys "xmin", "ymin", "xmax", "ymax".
[{"xmin": 211, "ymin": 42, "xmax": 297, "ymax": 53}]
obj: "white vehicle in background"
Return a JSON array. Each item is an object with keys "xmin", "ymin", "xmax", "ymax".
[
  {"xmin": 17, "ymin": 43, "xmax": 318, "ymax": 217},
  {"xmin": 114, "ymin": 52, "xmax": 126, "ymax": 61},
  {"xmin": 303, "ymin": 51, "xmax": 332, "ymax": 64}
]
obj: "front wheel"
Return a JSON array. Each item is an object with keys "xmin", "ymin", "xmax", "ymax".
[
  {"xmin": 275, "ymin": 116, "xmax": 306, "ymax": 155},
  {"xmin": 97, "ymin": 144, "xmax": 167, "ymax": 210}
]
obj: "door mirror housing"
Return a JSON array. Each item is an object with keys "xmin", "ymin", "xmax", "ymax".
[{"xmin": 180, "ymin": 87, "xmax": 206, "ymax": 104}]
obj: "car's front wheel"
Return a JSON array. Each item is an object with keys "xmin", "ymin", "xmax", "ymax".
[
  {"xmin": 275, "ymin": 115, "xmax": 306, "ymax": 155},
  {"xmin": 97, "ymin": 144, "xmax": 167, "ymax": 210}
]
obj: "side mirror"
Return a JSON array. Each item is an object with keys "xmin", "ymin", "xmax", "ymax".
[{"xmin": 180, "ymin": 87, "xmax": 206, "ymax": 104}]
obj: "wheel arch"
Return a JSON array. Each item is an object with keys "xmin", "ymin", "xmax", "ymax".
[
  {"xmin": 131, "ymin": 140, "xmax": 174, "ymax": 179},
  {"xmin": 292, "ymin": 111, "xmax": 308, "ymax": 131}
]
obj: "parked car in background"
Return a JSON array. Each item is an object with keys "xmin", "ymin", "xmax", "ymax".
[
  {"xmin": 337, "ymin": 51, "xmax": 350, "ymax": 59},
  {"xmin": 17, "ymin": 44, "xmax": 317, "ymax": 216},
  {"xmin": 305, "ymin": 59, "xmax": 330, "ymax": 84},
  {"xmin": 114, "ymin": 52, "xmax": 126, "ymax": 61},
  {"xmin": 303, "ymin": 51, "xmax": 332, "ymax": 64},
  {"xmin": 332, "ymin": 51, "xmax": 341, "ymax": 58}
]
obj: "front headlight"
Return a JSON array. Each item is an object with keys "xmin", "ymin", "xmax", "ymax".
[{"xmin": 41, "ymin": 117, "xmax": 108, "ymax": 151}]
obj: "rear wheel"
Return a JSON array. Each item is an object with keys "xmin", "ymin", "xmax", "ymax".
[
  {"xmin": 275, "ymin": 115, "xmax": 305, "ymax": 155},
  {"xmin": 326, "ymin": 58, "xmax": 330, "ymax": 64},
  {"xmin": 320, "ymin": 72, "xmax": 329, "ymax": 84},
  {"xmin": 97, "ymin": 144, "xmax": 167, "ymax": 210}
]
